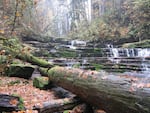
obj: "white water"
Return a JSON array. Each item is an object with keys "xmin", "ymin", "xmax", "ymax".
[
  {"xmin": 107, "ymin": 45, "xmax": 150, "ymax": 58},
  {"xmin": 107, "ymin": 44, "xmax": 150, "ymax": 75}
]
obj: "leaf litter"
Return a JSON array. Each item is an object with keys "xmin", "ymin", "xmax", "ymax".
[{"xmin": 0, "ymin": 76, "xmax": 58, "ymax": 112}]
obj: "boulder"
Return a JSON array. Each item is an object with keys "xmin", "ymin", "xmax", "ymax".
[
  {"xmin": 5, "ymin": 64, "xmax": 35, "ymax": 79},
  {"xmin": 33, "ymin": 77, "xmax": 49, "ymax": 89}
]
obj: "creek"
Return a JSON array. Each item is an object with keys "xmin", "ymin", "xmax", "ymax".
[{"xmin": 48, "ymin": 40, "xmax": 150, "ymax": 78}]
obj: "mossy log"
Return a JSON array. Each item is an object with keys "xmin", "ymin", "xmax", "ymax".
[
  {"xmin": 16, "ymin": 54, "xmax": 54, "ymax": 68},
  {"xmin": 2, "ymin": 43, "xmax": 54, "ymax": 68},
  {"xmin": 40, "ymin": 67, "xmax": 150, "ymax": 113}
]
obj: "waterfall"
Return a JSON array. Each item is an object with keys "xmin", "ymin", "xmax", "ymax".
[
  {"xmin": 138, "ymin": 48, "xmax": 150, "ymax": 57},
  {"xmin": 106, "ymin": 44, "xmax": 150, "ymax": 75},
  {"xmin": 107, "ymin": 44, "xmax": 119, "ymax": 58},
  {"xmin": 111, "ymin": 48, "xmax": 119, "ymax": 58},
  {"xmin": 107, "ymin": 45, "xmax": 150, "ymax": 58},
  {"xmin": 138, "ymin": 48, "xmax": 150, "ymax": 74}
]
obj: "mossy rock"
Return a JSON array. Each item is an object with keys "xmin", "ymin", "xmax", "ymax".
[
  {"xmin": 5, "ymin": 64, "xmax": 35, "ymax": 79},
  {"xmin": 58, "ymin": 50, "xmax": 77, "ymax": 58},
  {"xmin": 33, "ymin": 77, "xmax": 49, "ymax": 89}
]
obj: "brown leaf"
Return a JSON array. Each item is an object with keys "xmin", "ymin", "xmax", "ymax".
[{"xmin": 9, "ymin": 98, "xmax": 19, "ymax": 106}]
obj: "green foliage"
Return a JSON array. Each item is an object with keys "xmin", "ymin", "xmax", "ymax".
[
  {"xmin": 3, "ymin": 37, "xmax": 22, "ymax": 50},
  {"xmin": 69, "ymin": 0, "xmax": 149, "ymax": 43}
]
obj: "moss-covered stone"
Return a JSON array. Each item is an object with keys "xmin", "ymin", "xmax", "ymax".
[
  {"xmin": 5, "ymin": 64, "xmax": 35, "ymax": 79},
  {"xmin": 33, "ymin": 77, "xmax": 49, "ymax": 89},
  {"xmin": 57, "ymin": 50, "xmax": 77, "ymax": 58}
]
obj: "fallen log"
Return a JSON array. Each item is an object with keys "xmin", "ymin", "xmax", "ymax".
[
  {"xmin": 16, "ymin": 54, "xmax": 54, "ymax": 68},
  {"xmin": 40, "ymin": 67, "xmax": 150, "ymax": 113},
  {"xmin": 34, "ymin": 97, "xmax": 80, "ymax": 113},
  {"xmin": 0, "ymin": 94, "xmax": 25, "ymax": 112},
  {"xmin": 2, "ymin": 43, "xmax": 54, "ymax": 68}
]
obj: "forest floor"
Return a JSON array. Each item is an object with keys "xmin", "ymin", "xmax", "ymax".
[{"xmin": 0, "ymin": 76, "xmax": 59, "ymax": 113}]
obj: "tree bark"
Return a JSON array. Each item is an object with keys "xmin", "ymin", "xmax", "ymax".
[
  {"xmin": 39, "ymin": 66, "xmax": 150, "ymax": 113},
  {"xmin": 36, "ymin": 98, "xmax": 79, "ymax": 113},
  {"xmin": 0, "ymin": 94, "xmax": 25, "ymax": 112}
]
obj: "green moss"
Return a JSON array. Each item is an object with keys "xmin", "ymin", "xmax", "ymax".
[
  {"xmin": 73, "ymin": 63, "xmax": 80, "ymax": 68},
  {"xmin": 5, "ymin": 64, "xmax": 34, "ymax": 79},
  {"xmin": 58, "ymin": 50, "xmax": 77, "ymax": 58},
  {"xmin": 30, "ymin": 55, "xmax": 50, "ymax": 66},
  {"xmin": 18, "ymin": 97, "xmax": 24, "ymax": 110},
  {"xmin": 0, "ymin": 55, "xmax": 7, "ymax": 64},
  {"xmin": 63, "ymin": 110, "xmax": 72, "ymax": 113},
  {"xmin": 92, "ymin": 63, "xmax": 104, "ymax": 71},
  {"xmin": 33, "ymin": 77, "xmax": 49, "ymax": 89},
  {"xmin": 94, "ymin": 48, "xmax": 102, "ymax": 52},
  {"xmin": 11, "ymin": 94, "xmax": 25, "ymax": 110},
  {"xmin": 19, "ymin": 54, "xmax": 52, "ymax": 68}
]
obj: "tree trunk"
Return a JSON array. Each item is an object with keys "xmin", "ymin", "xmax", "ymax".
[
  {"xmin": 40, "ymin": 66, "xmax": 150, "ymax": 113},
  {"xmin": 16, "ymin": 54, "xmax": 54, "ymax": 68},
  {"xmin": 37, "ymin": 98, "xmax": 80, "ymax": 113},
  {"xmin": 0, "ymin": 94, "xmax": 25, "ymax": 112}
]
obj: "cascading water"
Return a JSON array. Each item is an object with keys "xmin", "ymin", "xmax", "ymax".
[
  {"xmin": 138, "ymin": 48, "xmax": 150, "ymax": 74},
  {"xmin": 106, "ymin": 44, "xmax": 150, "ymax": 76}
]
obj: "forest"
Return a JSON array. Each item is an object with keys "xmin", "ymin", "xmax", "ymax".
[{"xmin": 0, "ymin": 0, "xmax": 150, "ymax": 113}]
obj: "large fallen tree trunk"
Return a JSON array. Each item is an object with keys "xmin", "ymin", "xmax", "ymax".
[{"xmin": 40, "ymin": 67, "xmax": 150, "ymax": 113}]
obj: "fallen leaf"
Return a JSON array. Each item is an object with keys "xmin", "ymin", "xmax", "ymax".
[
  {"xmin": 0, "ymin": 30, "xmax": 5, "ymax": 34},
  {"xmin": 9, "ymin": 98, "xmax": 19, "ymax": 106}
]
